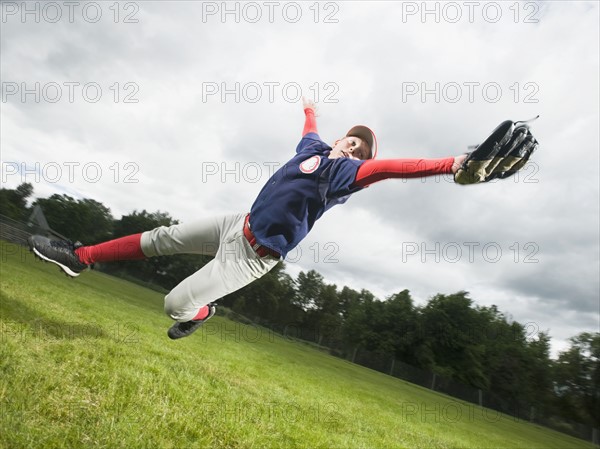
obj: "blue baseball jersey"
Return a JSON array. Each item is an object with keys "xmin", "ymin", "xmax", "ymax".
[{"xmin": 249, "ymin": 132, "xmax": 366, "ymax": 258}]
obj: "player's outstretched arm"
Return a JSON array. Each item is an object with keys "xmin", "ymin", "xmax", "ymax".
[
  {"xmin": 301, "ymin": 96, "xmax": 318, "ymax": 136},
  {"xmin": 352, "ymin": 154, "xmax": 467, "ymax": 188}
]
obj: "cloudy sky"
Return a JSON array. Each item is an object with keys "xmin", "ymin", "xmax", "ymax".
[{"xmin": 2, "ymin": 1, "xmax": 598, "ymax": 357}]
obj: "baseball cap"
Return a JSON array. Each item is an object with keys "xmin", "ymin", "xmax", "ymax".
[{"xmin": 346, "ymin": 125, "xmax": 378, "ymax": 159}]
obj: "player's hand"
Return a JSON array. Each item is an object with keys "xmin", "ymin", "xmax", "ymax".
[
  {"xmin": 452, "ymin": 154, "xmax": 468, "ymax": 174},
  {"xmin": 302, "ymin": 96, "xmax": 318, "ymax": 115}
]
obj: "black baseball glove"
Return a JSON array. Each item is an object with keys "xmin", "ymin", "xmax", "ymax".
[{"xmin": 454, "ymin": 117, "xmax": 539, "ymax": 185}]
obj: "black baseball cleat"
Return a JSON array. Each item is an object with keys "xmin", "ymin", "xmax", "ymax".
[
  {"xmin": 167, "ymin": 303, "xmax": 217, "ymax": 340},
  {"xmin": 28, "ymin": 235, "xmax": 88, "ymax": 277}
]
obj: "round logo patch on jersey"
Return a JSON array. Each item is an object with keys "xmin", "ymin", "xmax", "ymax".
[{"xmin": 299, "ymin": 155, "xmax": 321, "ymax": 174}]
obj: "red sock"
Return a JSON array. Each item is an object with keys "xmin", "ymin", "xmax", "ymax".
[
  {"xmin": 192, "ymin": 306, "xmax": 210, "ymax": 321},
  {"xmin": 75, "ymin": 233, "xmax": 146, "ymax": 264}
]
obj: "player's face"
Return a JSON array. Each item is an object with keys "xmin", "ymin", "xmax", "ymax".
[{"xmin": 329, "ymin": 136, "xmax": 370, "ymax": 160}]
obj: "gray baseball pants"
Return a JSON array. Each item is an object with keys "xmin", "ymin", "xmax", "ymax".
[{"xmin": 140, "ymin": 213, "xmax": 279, "ymax": 322}]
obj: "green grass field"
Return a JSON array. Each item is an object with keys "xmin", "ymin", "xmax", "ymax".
[{"xmin": 1, "ymin": 241, "xmax": 597, "ymax": 449}]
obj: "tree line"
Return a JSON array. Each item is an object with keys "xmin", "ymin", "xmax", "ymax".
[{"xmin": 1, "ymin": 183, "xmax": 598, "ymax": 430}]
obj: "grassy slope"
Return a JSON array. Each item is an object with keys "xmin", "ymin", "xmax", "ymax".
[{"xmin": 0, "ymin": 242, "xmax": 596, "ymax": 449}]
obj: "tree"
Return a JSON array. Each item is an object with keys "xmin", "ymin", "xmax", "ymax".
[
  {"xmin": 381, "ymin": 290, "xmax": 420, "ymax": 363},
  {"xmin": 308, "ymin": 283, "xmax": 342, "ymax": 346},
  {"xmin": 338, "ymin": 286, "xmax": 362, "ymax": 321},
  {"xmin": 476, "ymin": 305, "xmax": 527, "ymax": 399},
  {"xmin": 294, "ymin": 270, "xmax": 324, "ymax": 310},
  {"xmin": 419, "ymin": 292, "xmax": 487, "ymax": 389},
  {"xmin": 0, "ymin": 183, "xmax": 33, "ymax": 220},
  {"xmin": 554, "ymin": 332, "xmax": 600, "ymax": 427},
  {"xmin": 33, "ymin": 194, "xmax": 113, "ymax": 243},
  {"xmin": 525, "ymin": 331, "xmax": 554, "ymax": 411},
  {"xmin": 341, "ymin": 289, "xmax": 376, "ymax": 352}
]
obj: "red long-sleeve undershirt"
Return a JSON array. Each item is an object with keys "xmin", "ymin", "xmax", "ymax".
[
  {"xmin": 352, "ymin": 157, "xmax": 454, "ymax": 188},
  {"xmin": 301, "ymin": 108, "xmax": 454, "ymax": 188},
  {"xmin": 303, "ymin": 108, "xmax": 318, "ymax": 136}
]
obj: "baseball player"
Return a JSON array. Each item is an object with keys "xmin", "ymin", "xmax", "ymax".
[{"xmin": 28, "ymin": 98, "xmax": 537, "ymax": 339}]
